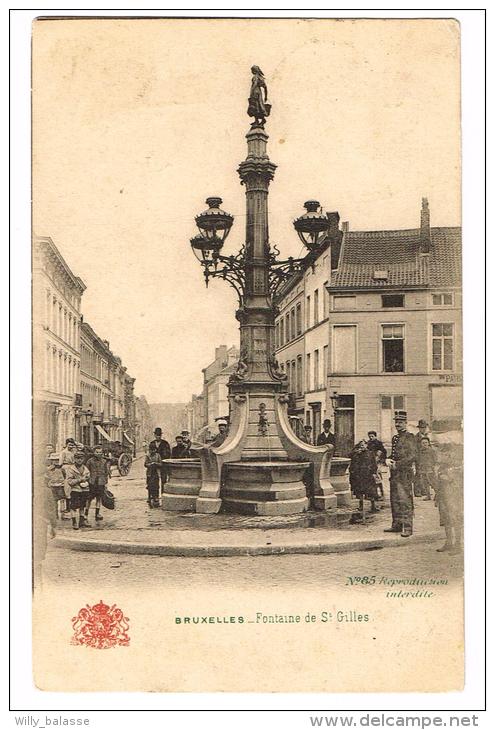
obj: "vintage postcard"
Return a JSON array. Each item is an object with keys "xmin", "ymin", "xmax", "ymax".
[{"xmin": 31, "ymin": 16, "xmax": 465, "ymax": 694}]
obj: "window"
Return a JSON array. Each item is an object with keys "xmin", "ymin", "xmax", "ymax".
[
  {"xmin": 314, "ymin": 289, "xmax": 319, "ymax": 325},
  {"xmin": 291, "ymin": 361, "xmax": 296, "ymax": 394},
  {"xmin": 306, "ymin": 353, "xmax": 311, "ymax": 391},
  {"xmin": 333, "ymin": 296, "xmax": 356, "ymax": 311},
  {"xmin": 382, "ymin": 324, "xmax": 404, "ymax": 372},
  {"xmin": 433, "ymin": 293, "xmax": 454, "ymax": 306},
  {"xmin": 314, "ymin": 349, "xmax": 320, "ymax": 389},
  {"xmin": 306, "ymin": 295, "xmax": 311, "ymax": 329},
  {"xmin": 333, "ymin": 325, "xmax": 357, "ymax": 373},
  {"xmin": 296, "ymin": 303, "xmax": 302, "ymax": 336},
  {"xmin": 286, "ymin": 361, "xmax": 291, "ymax": 390},
  {"xmin": 280, "ymin": 318, "xmax": 284, "ymax": 346},
  {"xmin": 380, "ymin": 395, "xmax": 406, "ymax": 444},
  {"xmin": 382, "ymin": 294, "xmax": 404, "ymax": 308},
  {"xmin": 432, "ymin": 324, "xmax": 454, "ymax": 371},
  {"xmin": 290, "ymin": 308, "xmax": 296, "ymax": 340},
  {"xmin": 285, "ymin": 313, "xmax": 290, "ymax": 343},
  {"xmin": 323, "ymin": 345, "xmax": 328, "ymax": 386},
  {"xmin": 297, "ymin": 356, "xmax": 303, "ymax": 395}
]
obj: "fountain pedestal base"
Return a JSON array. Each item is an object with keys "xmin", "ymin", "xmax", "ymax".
[{"xmin": 222, "ymin": 461, "xmax": 310, "ymax": 515}]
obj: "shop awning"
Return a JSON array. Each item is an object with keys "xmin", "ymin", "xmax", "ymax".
[
  {"xmin": 123, "ymin": 431, "xmax": 134, "ymax": 445},
  {"xmin": 95, "ymin": 424, "xmax": 112, "ymax": 441}
]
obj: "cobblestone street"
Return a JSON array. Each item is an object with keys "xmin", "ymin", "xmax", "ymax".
[{"xmin": 44, "ymin": 454, "xmax": 463, "ymax": 587}]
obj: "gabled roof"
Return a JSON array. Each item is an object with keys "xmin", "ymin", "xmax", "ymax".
[{"xmin": 329, "ymin": 226, "xmax": 461, "ymax": 290}]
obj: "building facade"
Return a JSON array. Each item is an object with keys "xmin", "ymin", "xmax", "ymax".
[
  {"xmin": 202, "ymin": 345, "xmax": 240, "ymax": 426},
  {"xmin": 184, "ymin": 345, "xmax": 240, "ymax": 440},
  {"xmin": 275, "ymin": 200, "xmax": 462, "ymax": 456},
  {"xmin": 134, "ymin": 395, "xmax": 153, "ymax": 450},
  {"xmin": 327, "ymin": 200, "xmax": 462, "ymax": 455},
  {"xmin": 185, "ymin": 393, "xmax": 205, "ymax": 438},
  {"xmin": 33, "ymin": 235, "xmax": 86, "ymax": 451},
  {"xmin": 79, "ymin": 322, "xmax": 134, "ymax": 448},
  {"xmin": 275, "ymin": 214, "xmax": 342, "ymax": 441}
]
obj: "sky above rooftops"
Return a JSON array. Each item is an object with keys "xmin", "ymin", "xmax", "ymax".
[{"xmin": 33, "ymin": 18, "xmax": 460, "ymax": 402}]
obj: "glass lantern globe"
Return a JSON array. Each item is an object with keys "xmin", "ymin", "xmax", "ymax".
[
  {"xmin": 195, "ymin": 197, "xmax": 234, "ymax": 243},
  {"xmin": 190, "ymin": 233, "xmax": 223, "ymax": 264},
  {"xmin": 293, "ymin": 200, "xmax": 330, "ymax": 250}
]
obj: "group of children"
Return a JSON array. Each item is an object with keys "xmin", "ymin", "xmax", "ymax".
[{"xmin": 46, "ymin": 440, "xmax": 111, "ymax": 530}]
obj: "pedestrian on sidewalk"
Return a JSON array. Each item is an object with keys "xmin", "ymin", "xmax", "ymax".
[
  {"xmin": 316, "ymin": 419, "xmax": 336, "ymax": 448},
  {"xmin": 181, "ymin": 430, "xmax": 193, "ymax": 454},
  {"xmin": 302, "ymin": 424, "xmax": 313, "ymax": 445},
  {"xmin": 85, "ymin": 444, "xmax": 111, "ymax": 524},
  {"xmin": 58, "ymin": 439, "xmax": 77, "ymax": 514},
  {"xmin": 416, "ymin": 436, "xmax": 437, "ymax": 500},
  {"xmin": 414, "ymin": 419, "xmax": 432, "ymax": 496},
  {"xmin": 149, "ymin": 427, "xmax": 171, "ymax": 494},
  {"xmin": 385, "ymin": 411, "xmax": 417, "ymax": 537},
  {"xmin": 145, "ymin": 443, "xmax": 162, "ymax": 507},
  {"xmin": 432, "ymin": 436, "xmax": 463, "ymax": 554},
  {"xmin": 171, "ymin": 436, "xmax": 185, "ymax": 458},
  {"xmin": 366, "ymin": 431, "xmax": 387, "ymax": 499},
  {"xmin": 62, "ymin": 450, "xmax": 91, "ymax": 530},
  {"xmin": 349, "ymin": 440, "xmax": 380, "ymax": 523}
]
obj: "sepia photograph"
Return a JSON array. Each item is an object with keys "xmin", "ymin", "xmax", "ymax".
[{"xmin": 27, "ymin": 13, "xmax": 472, "ymax": 697}]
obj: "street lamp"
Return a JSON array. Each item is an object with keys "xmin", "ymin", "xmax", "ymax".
[
  {"xmin": 330, "ymin": 390, "xmax": 340, "ymax": 411},
  {"xmin": 293, "ymin": 200, "xmax": 331, "ymax": 250}
]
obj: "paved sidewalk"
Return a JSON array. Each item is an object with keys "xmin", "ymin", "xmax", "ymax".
[{"xmin": 53, "ymin": 456, "xmax": 444, "ymax": 557}]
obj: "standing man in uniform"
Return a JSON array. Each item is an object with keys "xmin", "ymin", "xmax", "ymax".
[
  {"xmin": 149, "ymin": 427, "xmax": 171, "ymax": 494},
  {"xmin": 384, "ymin": 410, "xmax": 417, "ymax": 537}
]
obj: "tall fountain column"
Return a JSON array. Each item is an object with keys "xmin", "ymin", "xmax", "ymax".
[{"xmin": 189, "ymin": 67, "xmax": 342, "ymax": 515}]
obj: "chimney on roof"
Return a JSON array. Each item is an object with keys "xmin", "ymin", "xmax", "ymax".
[
  {"xmin": 341, "ymin": 221, "xmax": 349, "ymax": 233},
  {"xmin": 420, "ymin": 197, "xmax": 431, "ymax": 253},
  {"xmin": 215, "ymin": 345, "xmax": 227, "ymax": 363}
]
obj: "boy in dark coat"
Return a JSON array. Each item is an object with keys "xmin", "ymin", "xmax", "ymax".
[
  {"xmin": 85, "ymin": 444, "xmax": 111, "ymax": 523},
  {"xmin": 349, "ymin": 440, "xmax": 380, "ymax": 522}
]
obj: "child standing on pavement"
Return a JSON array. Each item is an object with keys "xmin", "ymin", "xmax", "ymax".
[
  {"xmin": 62, "ymin": 450, "xmax": 91, "ymax": 530},
  {"xmin": 349, "ymin": 440, "xmax": 381, "ymax": 523},
  {"xmin": 145, "ymin": 443, "xmax": 162, "ymax": 508},
  {"xmin": 85, "ymin": 444, "xmax": 111, "ymax": 524}
]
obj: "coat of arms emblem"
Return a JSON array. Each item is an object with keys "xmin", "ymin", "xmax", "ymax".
[{"xmin": 71, "ymin": 600, "xmax": 130, "ymax": 649}]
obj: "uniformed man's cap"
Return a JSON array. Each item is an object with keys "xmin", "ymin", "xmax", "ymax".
[
  {"xmin": 417, "ymin": 419, "xmax": 429, "ymax": 428},
  {"xmin": 394, "ymin": 410, "xmax": 408, "ymax": 422},
  {"xmin": 217, "ymin": 419, "xmax": 228, "ymax": 426}
]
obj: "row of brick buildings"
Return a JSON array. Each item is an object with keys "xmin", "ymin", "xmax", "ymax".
[
  {"xmin": 274, "ymin": 199, "xmax": 462, "ymax": 455},
  {"xmin": 33, "ymin": 235, "xmax": 151, "ymax": 453}
]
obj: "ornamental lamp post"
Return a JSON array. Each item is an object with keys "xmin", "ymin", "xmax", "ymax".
[
  {"xmin": 293, "ymin": 200, "xmax": 332, "ymax": 250},
  {"xmin": 185, "ymin": 67, "xmax": 346, "ymax": 516}
]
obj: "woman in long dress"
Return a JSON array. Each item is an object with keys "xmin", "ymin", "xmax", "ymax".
[{"xmin": 247, "ymin": 66, "xmax": 271, "ymax": 126}]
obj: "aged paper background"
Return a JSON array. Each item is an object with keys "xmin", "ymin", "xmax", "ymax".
[{"xmin": 32, "ymin": 17, "xmax": 463, "ymax": 693}]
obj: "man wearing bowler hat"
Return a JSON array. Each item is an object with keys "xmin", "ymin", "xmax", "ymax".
[
  {"xmin": 384, "ymin": 410, "xmax": 417, "ymax": 537},
  {"xmin": 149, "ymin": 427, "xmax": 171, "ymax": 494}
]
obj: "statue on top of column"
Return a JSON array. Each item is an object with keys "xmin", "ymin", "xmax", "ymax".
[{"xmin": 247, "ymin": 66, "xmax": 271, "ymax": 128}]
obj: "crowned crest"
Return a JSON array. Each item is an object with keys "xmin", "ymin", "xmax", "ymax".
[{"xmin": 71, "ymin": 600, "xmax": 130, "ymax": 649}]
